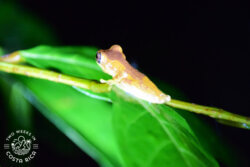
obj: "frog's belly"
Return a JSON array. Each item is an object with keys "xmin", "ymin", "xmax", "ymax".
[{"xmin": 116, "ymin": 82, "xmax": 167, "ymax": 104}]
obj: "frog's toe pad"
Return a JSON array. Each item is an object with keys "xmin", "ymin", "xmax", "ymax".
[
  {"xmin": 165, "ymin": 95, "xmax": 171, "ymax": 102},
  {"xmin": 159, "ymin": 93, "xmax": 171, "ymax": 103},
  {"xmin": 100, "ymin": 79, "xmax": 116, "ymax": 85},
  {"xmin": 100, "ymin": 79, "xmax": 107, "ymax": 83}
]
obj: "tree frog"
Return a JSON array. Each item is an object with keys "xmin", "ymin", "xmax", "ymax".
[{"xmin": 96, "ymin": 45, "xmax": 171, "ymax": 104}]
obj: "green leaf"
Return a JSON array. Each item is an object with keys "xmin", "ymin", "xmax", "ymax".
[
  {"xmin": 17, "ymin": 45, "xmax": 113, "ymax": 101},
  {"xmin": 19, "ymin": 45, "xmax": 111, "ymax": 80},
  {"xmin": 111, "ymin": 87, "xmax": 219, "ymax": 167},
  {"xmin": 15, "ymin": 76, "xmax": 122, "ymax": 167}
]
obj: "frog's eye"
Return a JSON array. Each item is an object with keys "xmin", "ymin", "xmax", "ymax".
[{"xmin": 96, "ymin": 52, "xmax": 102, "ymax": 64}]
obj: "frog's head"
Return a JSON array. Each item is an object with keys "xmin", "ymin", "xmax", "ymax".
[{"xmin": 96, "ymin": 45, "xmax": 126, "ymax": 76}]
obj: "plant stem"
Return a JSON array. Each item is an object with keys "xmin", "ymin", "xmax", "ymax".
[
  {"xmin": 165, "ymin": 99, "xmax": 250, "ymax": 128},
  {"xmin": 1, "ymin": 61, "xmax": 249, "ymax": 129},
  {"xmin": 0, "ymin": 62, "xmax": 110, "ymax": 93}
]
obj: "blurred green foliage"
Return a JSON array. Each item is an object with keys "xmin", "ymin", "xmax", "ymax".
[
  {"xmin": 8, "ymin": 82, "xmax": 32, "ymax": 129},
  {"xmin": 0, "ymin": 47, "xmax": 4, "ymax": 56},
  {"xmin": 0, "ymin": 1, "xmax": 58, "ymax": 52}
]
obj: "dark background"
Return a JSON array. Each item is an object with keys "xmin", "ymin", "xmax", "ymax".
[{"xmin": 0, "ymin": 0, "xmax": 249, "ymax": 166}]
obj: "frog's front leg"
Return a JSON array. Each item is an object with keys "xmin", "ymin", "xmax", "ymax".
[{"xmin": 100, "ymin": 72, "xmax": 127, "ymax": 85}]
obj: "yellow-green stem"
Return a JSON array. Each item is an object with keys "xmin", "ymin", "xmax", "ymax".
[
  {"xmin": 165, "ymin": 99, "xmax": 250, "ymax": 129},
  {"xmin": 0, "ymin": 62, "xmax": 110, "ymax": 93}
]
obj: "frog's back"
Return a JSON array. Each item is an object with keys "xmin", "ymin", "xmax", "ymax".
[{"xmin": 119, "ymin": 62, "xmax": 169, "ymax": 103}]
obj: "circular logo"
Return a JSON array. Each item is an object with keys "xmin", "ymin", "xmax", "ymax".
[{"xmin": 3, "ymin": 130, "xmax": 38, "ymax": 163}]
